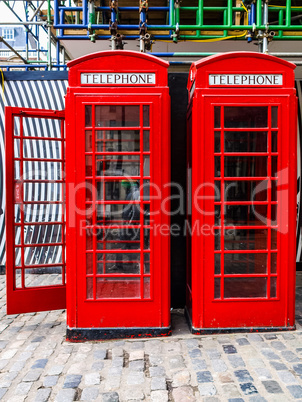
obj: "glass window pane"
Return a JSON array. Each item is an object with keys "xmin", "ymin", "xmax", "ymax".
[
  {"xmin": 23, "ymin": 117, "xmax": 62, "ymax": 139},
  {"xmin": 143, "ymin": 180, "xmax": 150, "ymax": 200},
  {"xmin": 23, "ymin": 204, "xmax": 63, "ymax": 224},
  {"xmin": 215, "ymin": 254, "xmax": 221, "ymax": 274},
  {"xmin": 224, "ymin": 132, "xmax": 267, "ymax": 153},
  {"xmin": 23, "ymin": 161, "xmax": 62, "ymax": 181},
  {"xmin": 96, "ymin": 130, "xmax": 140, "ymax": 152},
  {"xmin": 224, "ymin": 157, "xmax": 267, "ymax": 177},
  {"xmin": 85, "ymin": 105, "xmax": 92, "ymax": 127},
  {"xmin": 272, "ymin": 180, "xmax": 277, "ymax": 201},
  {"xmin": 270, "ymin": 277, "xmax": 277, "ymax": 298},
  {"xmin": 271, "ymin": 106, "xmax": 278, "ymax": 128},
  {"xmin": 214, "ymin": 132, "xmax": 220, "ymax": 152},
  {"xmin": 86, "ymin": 253, "xmax": 93, "ymax": 274},
  {"xmin": 24, "ymin": 224, "xmax": 62, "ymax": 245},
  {"xmin": 23, "ymin": 139, "xmax": 62, "ymax": 160},
  {"xmin": 143, "ymin": 131, "xmax": 150, "ymax": 152},
  {"xmin": 86, "ymin": 130, "xmax": 92, "ymax": 152},
  {"xmin": 214, "ymin": 278, "xmax": 221, "ymax": 299},
  {"xmin": 96, "ymin": 180, "xmax": 140, "ymax": 201},
  {"xmin": 224, "ymin": 107, "xmax": 268, "ymax": 128},
  {"xmin": 271, "ymin": 229, "xmax": 277, "ymax": 250},
  {"xmin": 96, "ymin": 228, "xmax": 140, "ymax": 250},
  {"xmin": 24, "ymin": 245, "xmax": 62, "ymax": 266},
  {"xmin": 14, "ymin": 161, "xmax": 20, "ymax": 180},
  {"xmin": 86, "ymin": 277, "xmax": 93, "ymax": 299},
  {"xmin": 96, "ymin": 205, "xmax": 141, "ymax": 227},
  {"xmin": 86, "ymin": 155, "xmax": 92, "ymax": 176},
  {"xmin": 224, "ymin": 181, "xmax": 267, "ymax": 201},
  {"xmin": 224, "ymin": 229, "xmax": 267, "ymax": 250},
  {"xmin": 271, "ymin": 253, "xmax": 277, "ymax": 273},
  {"xmin": 214, "ymin": 106, "xmax": 221, "ymax": 128},
  {"xmin": 225, "ymin": 205, "xmax": 267, "ymax": 226},
  {"xmin": 224, "ymin": 277, "xmax": 267, "ymax": 298},
  {"xmin": 95, "ymin": 106, "xmax": 140, "ymax": 127},
  {"xmin": 224, "ymin": 253, "xmax": 267, "ymax": 274},
  {"xmin": 15, "ymin": 247, "xmax": 22, "ymax": 267},
  {"xmin": 215, "ymin": 156, "xmax": 221, "ymax": 177},
  {"xmin": 272, "ymin": 156, "xmax": 278, "ymax": 177},
  {"xmin": 99, "ymin": 253, "xmax": 140, "ymax": 274},
  {"xmin": 23, "ymin": 183, "xmax": 62, "ymax": 202},
  {"xmin": 215, "ymin": 181, "xmax": 221, "ymax": 201},
  {"xmin": 15, "ymin": 269, "xmax": 22, "ymax": 288},
  {"xmin": 215, "ymin": 205, "xmax": 221, "ymax": 226},
  {"xmin": 96, "ymin": 155, "xmax": 140, "ymax": 177},
  {"xmin": 143, "ymin": 105, "xmax": 149, "ymax": 126},
  {"xmin": 214, "ymin": 230, "xmax": 220, "ymax": 250},
  {"xmin": 272, "ymin": 131, "xmax": 278, "ymax": 152},
  {"xmin": 144, "ymin": 253, "xmax": 150, "ymax": 274},
  {"xmin": 144, "ymin": 277, "xmax": 150, "ymax": 298},
  {"xmin": 144, "ymin": 228, "xmax": 150, "ymax": 250},
  {"xmin": 143, "ymin": 155, "xmax": 150, "ymax": 176},
  {"xmin": 96, "ymin": 277, "xmax": 141, "ymax": 299},
  {"xmin": 25, "ymin": 267, "xmax": 62, "ymax": 288}
]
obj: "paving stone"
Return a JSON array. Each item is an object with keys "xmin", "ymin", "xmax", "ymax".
[
  {"xmin": 281, "ymin": 350, "xmax": 300, "ymax": 362},
  {"xmin": 198, "ymin": 383, "xmax": 217, "ymax": 396},
  {"xmin": 228, "ymin": 399, "xmax": 244, "ymax": 402},
  {"xmin": 191, "ymin": 358, "xmax": 207, "ymax": 370},
  {"xmin": 104, "ymin": 376, "xmax": 121, "ymax": 391},
  {"xmin": 151, "ymin": 376, "xmax": 166, "ymax": 390},
  {"xmin": 129, "ymin": 350, "xmax": 144, "ymax": 361},
  {"xmin": 223, "ymin": 345, "xmax": 237, "ymax": 354},
  {"xmin": 172, "ymin": 370, "xmax": 190, "ymax": 387},
  {"xmin": 0, "ymin": 360, "xmax": 9, "ymax": 370},
  {"xmin": 112, "ymin": 347, "xmax": 124, "ymax": 359},
  {"xmin": 81, "ymin": 387, "xmax": 99, "ymax": 401},
  {"xmin": 55, "ymin": 389, "xmax": 76, "ymax": 402},
  {"xmin": 281, "ymin": 333, "xmax": 295, "ymax": 340},
  {"xmin": 211, "ymin": 359, "xmax": 228, "ymax": 372},
  {"xmin": 205, "ymin": 349, "xmax": 221, "ymax": 359},
  {"xmin": 102, "ymin": 391, "xmax": 120, "ymax": 401},
  {"xmin": 293, "ymin": 363, "xmax": 302, "ymax": 375},
  {"xmin": 108, "ymin": 366, "xmax": 123, "ymax": 376},
  {"xmin": 218, "ymin": 337, "xmax": 232, "ymax": 344},
  {"xmin": 0, "ymin": 371, "xmax": 18, "ymax": 387},
  {"xmin": 150, "ymin": 390, "xmax": 168, "ymax": 402},
  {"xmin": 269, "ymin": 361, "xmax": 287, "ymax": 371},
  {"xmin": 0, "ymin": 341, "xmax": 9, "ymax": 349},
  {"xmin": 196, "ymin": 371, "xmax": 213, "ymax": 383},
  {"xmin": 130, "ymin": 341, "xmax": 144, "ymax": 350},
  {"xmin": 112, "ymin": 357, "xmax": 123, "ymax": 368},
  {"xmin": 43, "ymin": 375, "xmax": 59, "ymax": 387},
  {"xmin": 63, "ymin": 374, "xmax": 82, "ymax": 389},
  {"xmin": 23, "ymin": 369, "xmax": 43, "ymax": 382},
  {"xmin": 172, "ymin": 386, "xmax": 195, "ymax": 402},
  {"xmin": 228, "ymin": 355, "xmax": 245, "ymax": 368},
  {"xmin": 287, "ymin": 385, "xmax": 302, "ymax": 399},
  {"xmin": 262, "ymin": 380, "xmax": 283, "ymax": 393},
  {"xmin": 92, "ymin": 361, "xmax": 104, "ymax": 371},
  {"xmin": 149, "ymin": 366, "xmax": 165, "ymax": 377},
  {"xmin": 35, "ymin": 388, "xmax": 51, "ymax": 402},
  {"xmin": 169, "ymin": 355, "xmax": 185, "ymax": 369},
  {"xmin": 261, "ymin": 348, "xmax": 281, "ymax": 360},
  {"xmin": 255, "ymin": 368, "xmax": 272, "ymax": 380},
  {"xmin": 149, "ymin": 355, "xmax": 164, "ymax": 366},
  {"xmin": 48, "ymin": 365, "xmax": 64, "ymax": 375},
  {"xmin": 248, "ymin": 334, "xmax": 264, "ymax": 342},
  {"xmin": 239, "ymin": 383, "xmax": 258, "ymax": 395},
  {"xmin": 1, "ymin": 348, "xmax": 18, "ymax": 359},
  {"xmin": 236, "ymin": 338, "xmax": 250, "ymax": 346},
  {"xmin": 249, "ymin": 397, "xmax": 267, "ymax": 402},
  {"xmin": 0, "ymin": 388, "xmax": 7, "ymax": 399},
  {"xmin": 31, "ymin": 336, "xmax": 45, "ymax": 343},
  {"xmin": 186, "ymin": 339, "xmax": 199, "ymax": 349},
  {"xmin": 188, "ymin": 348, "xmax": 202, "ymax": 358},
  {"xmin": 203, "ymin": 398, "xmax": 220, "ymax": 402},
  {"xmin": 264, "ymin": 334, "xmax": 277, "ymax": 340},
  {"xmin": 31, "ymin": 359, "xmax": 48, "ymax": 369},
  {"xmin": 234, "ymin": 369, "xmax": 253, "ymax": 382},
  {"xmin": 94, "ymin": 349, "xmax": 107, "ymax": 360},
  {"xmin": 248, "ymin": 358, "xmax": 265, "ymax": 368},
  {"xmin": 276, "ymin": 370, "xmax": 298, "ymax": 384},
  {"xmin": 84, "ymin": 372, "xmax": 100, "ymax": 385},
  {"xmin": 219, "ymin": 372, "xmax": 233, "ymax": 383},
  {"xmin": 270, "ymin": 341, "xmax": 286, "ymax": 351},
  {"xmin": 18, "ymin": 351, "xmax": 33, "ymax": 361},
  {"xmin": 14, "ymin": 381, "xmax": 33, "ymax": 395},
  {"xmin": 127, "ymin": 372, "xmax": 144, "ymax": 385},
  {"xmin": 129, "ymin": 360, "xmax": 144, "ymax": 371}
]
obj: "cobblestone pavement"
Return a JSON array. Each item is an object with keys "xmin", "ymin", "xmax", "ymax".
[{"xmin": 0, "ymin": 274, "xmax": 302, "ymax": 402}]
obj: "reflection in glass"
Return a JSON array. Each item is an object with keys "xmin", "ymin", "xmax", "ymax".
[
  {"xmin": 25, "ymin": 267, "xmax": 62, "ymax": 288},
  {"xmin": 215, "ymin": 205, "xmax": 220, "ymax": 226},
  {"xmin": 215, "ymin": 156, "xmax": 221, "ymax": 177},
  {"xmin": 224, "ymin": 181, "xmax": 267, "ymax": 202},
  {"xmin": 224, "ymin": 253, "xmax": 267, "ymax": 274},
  {"xmin": 85, "ymin": 130, "xmax": 92, "ymax": 152},
  {"xmin": 85, "ymin": 105, "xmax": 92, "ymax": 127},
  {"xmin": 271, "ymin": 180, "xmax": 277, "ymax": 201},
  {"xmin": 271, "ymin": 229, "xmax": 277, "ymax": 250},
  {"xmin": 214, "ymin": 132, "xmax": 220, "ymax": 152},
  {"xmin": 86, "ymin": 277, "xmax": 93, "ymax": 299},
  {"xmin": 144, "ymin": 155, "xmax": 150, "ymax": 176},
  {"xmin": 224, "ymin": 132, "xmax": 267, "ymax": 153},
  {"xmin": 144, "ymin": 228, "xmax": 150, "ymax": 250},
  {"xmin": 144, "ymin": 277, "xmax": 150, "ymax": 298},
  {"xmin": 24, "ymin": 224, "xmax": 62, "ymax": 245},
  {"xmin": 86, "ymin": 253, "xmax": 93, "ymax": 274},
  {"xmin": 96, "ymin": 180, "xmax": 140, "ymax": 201},
  {"xmin": 225, "ymin": 205, "xmax": 267, "ymax": 226},
  {"xmin": 96, "ymin": 130, "xmax": 139, "ymax": 152},
  {"xmin": 143, "ymin": 105, "xmax": 150, "ymax": 126},
  {"xmin": 24, "ymin": 245, "xmax": 62, "ymax": 265},
  {"xmin": 224, "ymin": 277, "xmax": 267, "ymax": 298},
  {"xmin": 144, "ymin": 253, "xmax": 150, "ymax": 274},
  {"xmin": 224, "ymin": 229, "xmax": 267, "ymax": 250},
  {"xmin": 271, "ymin": 253, "xmax": 277, "ymax": 273},
  {"xmin": 271, "ymin": 156, "xmax": 278, "ymax": 177},
  {"xmin": 224, "ymin": 156, "xmax": 267, "ymax": 177},
  {"xmin": 271, "ymin": 106, "xmax": 278, "ymax": 128},
  {"xmin": 272, "ymin": 131, "xmax": 278, "ymax": 152},
  {"xmin": 103, "ymin": 253, "xmax": 140, "ymax": 274},
  {"xmin": 224, "ymin": 106, "xmax": 268, "ymax": 128},
  {"xmin": 95, "ymin": 105, "xmax": 140, "ymax": 127},
  {"xmin": 215, "ymin": 254, "xmax": 221, "ymax": 274},
  {"xmin": 95, "ymin": 155, "xmax": 140, "ymax": 177},
  {"xmin": 214, "ymin": 230, "xmax": 220, "ymax": 250},
  {"xmin": 97, "ymin": 204, "xmax": 141, "ymax": 227},
  {"xmin": 96, "ymin": 277, "xmax": 141, "ymax": 298},
  {"xmin": 143, "ymin": 131, "xmax": 150, "ymax": 152}
]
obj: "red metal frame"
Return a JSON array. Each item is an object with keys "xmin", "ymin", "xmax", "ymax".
[
  {"xmin": 5, "ymin": 107, "xmax": 66, "ymax": 314},
  {"xmin": 187, "ymin": 52, "xmax": 297, "ymax": 331},
  {"xmin": 65, "ymin": 51, "xmax": 170, "ymax": 337}
]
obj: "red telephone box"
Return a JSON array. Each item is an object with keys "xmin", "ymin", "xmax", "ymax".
[
  {"xmin": 65, "ymin": 51, "xmax": 171, "ymax": 340},
  {"xmin": 186, "ymin": 52, "xmax": 297, "ymax": 332}
]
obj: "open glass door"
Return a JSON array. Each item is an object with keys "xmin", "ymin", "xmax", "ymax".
[{"xmin": 5, "ymin": 107, "xmax": 66, "ymax": 314}]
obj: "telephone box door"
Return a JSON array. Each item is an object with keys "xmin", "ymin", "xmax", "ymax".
[
  {"xmin": 5, "ymin": 107, "xmax": 66, "ymax": 314},
  {"xmin": 201, "ymin": 96, "xmax": 296, "ymax": 328},
  {"xmin": 66, "ymin": 93, "xmax": 170, "ymax": 338}
]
